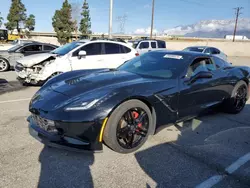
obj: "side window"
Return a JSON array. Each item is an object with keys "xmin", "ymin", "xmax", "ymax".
[
  {"xmin": 44, "ymin": 45, "xmax": 56, "ymax": 51},
  {"xmin": 139, "ymin": 42, "xmax": 149, "ymax": 49},
  {"xmin": 73, "ymin": 43, "xmax": 102, "ymax": 56},
  {"xmin": 211, "ymin": 48, "xmax": 220, "ymax": 54},
  {"xmin": 104, "ymin": 43, "xmax": 122, "ymax": 54},
  {"xmin": 151, "ymin": 42, "xmax": 157, "ymax": 48},
  {"xmin": 187, "ymin": 58, "xmax": 216, "ymax": 77},
  {"xmin": 121, "ymin": 45, "xmax": 131, "ymax": 53},
  {"xmin": 213, "ymin": 56, "xmax": 226, "ymax": 69},
  {"xmin": 204, "ymin": 48, "xmax": 212, "ymax": 54},
  {"xmin": 22, "ymin": 45, "xmax": 42, "ymax": 52},
  {"xmin": 157, "ymin": 41, "xmax": 166, "ymax": 48}
]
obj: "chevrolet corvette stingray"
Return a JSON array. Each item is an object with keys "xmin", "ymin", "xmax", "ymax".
[{"xmin": 28, "ymin": 51, "xmax": 250, "ymax": 153}]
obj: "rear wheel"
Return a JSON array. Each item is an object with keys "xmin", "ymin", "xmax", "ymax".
[
  {"xmin": 103, "ymin": 100, "xmax": 153, "ymax": 153},
  {"xmin": 223, "ymin": 81, "xmax": 248, "ymax": 114},
  {"xmin": 0, "ymin": 58, "xmax": 10, "ymax": 72}
]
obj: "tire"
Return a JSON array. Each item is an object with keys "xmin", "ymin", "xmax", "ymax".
[
  {"xmin": 103, "ymin": 99, "xmax": 153, "ymax": 153},
  {"xmin": 223, "ymin": 81, "xmax": 248, "ymax": 114},
  {"xmin": 0, "ymin": 58, "xmax": 10, "ymax": 72}
]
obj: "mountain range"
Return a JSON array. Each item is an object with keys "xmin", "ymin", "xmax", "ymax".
[{"xmin": 163, "ymin": 18, "xmax": 250, "ymax": 38}]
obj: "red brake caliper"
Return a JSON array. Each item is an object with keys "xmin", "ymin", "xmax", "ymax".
[{"xmin": 132, "ymin": 111, "xmax": 142, "ymax": 128}]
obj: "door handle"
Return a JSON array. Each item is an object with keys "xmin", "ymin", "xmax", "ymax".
[{"xmin": 97, "ymin": 59, "xmax": 104, "ymax": 61}]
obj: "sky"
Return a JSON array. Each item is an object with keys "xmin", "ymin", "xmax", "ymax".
[{"xmin": 0, "ymin": 0, "xmax": 249, "ymax": 34}]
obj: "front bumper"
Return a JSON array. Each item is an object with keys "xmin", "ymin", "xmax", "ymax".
[
  {"xmin": 28, "ymin": 116, "xmax": 103, "ymax": 152},
  {"xmin": 15, "ymin": 65, "xmax": 48, "ymax": 85}
]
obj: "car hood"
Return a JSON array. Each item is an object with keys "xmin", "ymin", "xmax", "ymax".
[
  {"xmin": 17, "ymin": 53, "xmax": 57, "ymax": 67},
  {"xmin": 50, "ymin": 70, "xmax": 157, "ymax": 97}
]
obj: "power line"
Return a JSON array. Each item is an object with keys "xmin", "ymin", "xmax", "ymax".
[
  {"xmin": 233, "ymin": 7, "xmax": 243, "ymax": 42},
  {"xmin": 116, "ymin": 14, "xmax": 127, "ymax": 34}
]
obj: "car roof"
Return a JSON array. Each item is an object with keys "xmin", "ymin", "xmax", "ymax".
[
  {"xmin": 21, "ymin": 42, "xmax": 57, "ymax": 46},
  {"xmin": 150, "ymin": 50, "xmax": 212, "ymax": 58},
  {"xmin": 134, "ymin": 39, "xmax": 165, "ymax": 42},
  {"xmin": 185, "ymin": 46, "xmax": 218, "ymax": 49},
  {"xmin": 80, "ymin": 39, "xmax": 134, "ymax": 49}
]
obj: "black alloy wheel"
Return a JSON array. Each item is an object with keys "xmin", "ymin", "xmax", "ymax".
[
  {"xmin": 116, "ymin": 108, "xmax": 149, "ymax": 149},
  {"xmin": 234, "ymin": 84, "xmax": 247, "ymax": 111},
  {"xmin": 103, "ymin": 99, "xmax": 153, "ymax": 153}
]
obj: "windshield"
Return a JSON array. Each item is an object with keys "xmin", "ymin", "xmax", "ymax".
[
  {"xmin": 183, "ymin": 47, "xmax": 205, "ymax": 53},
  {"xmin": 118, "ymin": 52, "xmax": 187, "ymax": 79},
  {"xmin": 51, "ymin": 41, "xmax": 84, "ymax": 56},
  {"xmin": 7, "ymin": 44, "xmax": 23, "ymax": 52}
]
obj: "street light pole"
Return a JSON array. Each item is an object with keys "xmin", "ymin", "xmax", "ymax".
[
  {"xmin": 150, "ymin": 0, "xmax": 155, "ymax": 39},
  {"xmin": 109, "ymin": 0, "xmax": 113, "ymax": 39}
]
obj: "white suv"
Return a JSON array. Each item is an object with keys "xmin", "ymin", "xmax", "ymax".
[{"xmin": 15, "ymin": 40, "xmax": 137, "ymax": 85}]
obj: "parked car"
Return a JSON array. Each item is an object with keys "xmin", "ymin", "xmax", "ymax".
[
  {"xmin": 15, "ymin": 40, "xmax": 137, "ymax": 85},
  {"xmin": 28, "ymin": 50, "xmax": 250, "ymax": 153},
  {"xmin": 132, "ymin": 39, "xmax": 167, "ymax": 55},
  {"xmin": 183, "ymin": 46, "xmax": 227, "ymax": 61},
  {"xmin": 0, "ymin": 42, "xmax": 58, "ymax": 72}
]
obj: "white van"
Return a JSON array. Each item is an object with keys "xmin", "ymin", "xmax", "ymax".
[{"xmin": 15, "ymin": 40, "xmax": 137, "ymax": 85}]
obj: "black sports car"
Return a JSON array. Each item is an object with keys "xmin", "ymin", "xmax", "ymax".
[{"xmin": 28, "ymin": 51, "xmax": 250, "ymax": 153}]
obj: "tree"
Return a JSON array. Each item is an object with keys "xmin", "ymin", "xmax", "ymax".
[
  {"xmin": 79, "ymin": 0, "xmax": 92, "ymax": 35},
  {"xmin": 26, "ymin": 14, "xmax": 35, "ymax": 31},
  {"xmin": 5, "ymin": 0, "xmax": 27, "ymax": 33},
  {"xmin": 0, "ymin": 12, "xmax": 3, "ymax": 28},
  {"xmin": 52, "ymin": 0, "xmax": 74, "ymax": 44},
  {"xmin": 25, "ymin": 14, "xmax": 35, "ymax": 38},
  {"xmin": 71, "ymin": 2, "xmax": 81, "ymax": 39}
]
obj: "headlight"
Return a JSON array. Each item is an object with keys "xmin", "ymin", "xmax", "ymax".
[
  {"xmin": 64, "ymin": 99, "xmax": 99, "ymax": 111},
  {"xmin": 63, "ymin": 92, "xmax": 117, "ymax": 111}
]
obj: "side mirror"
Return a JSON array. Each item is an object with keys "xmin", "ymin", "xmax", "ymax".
[
  {"xmin": 188, "ymin": 71, "xmax": 212, "ymax": 84},
  {"xmin": 78, "ymin": 50, "xmax": 86, "ymax": 59}
]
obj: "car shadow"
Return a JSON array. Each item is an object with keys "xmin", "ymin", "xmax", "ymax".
[
  {"xmin": 38, "ymin": 146, "xmax": 94, "ymax": 188},
  {"xmin": 135, "ymin": 105, "xmax": 250, "ymax": 187},
  {"xmin": 0, "ymin": 78, "xmax": 27, "ymax": 95}
]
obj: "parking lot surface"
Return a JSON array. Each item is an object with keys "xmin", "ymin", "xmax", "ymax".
[{"xmin": 1, "ymin": 57, "xmax": 250, "ymax": 188}]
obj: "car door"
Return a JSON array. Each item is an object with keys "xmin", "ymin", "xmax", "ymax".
[
  {"xmin": 178, "ymin": 57, "xmax": 222, "ymax": 120},
  {"xmin": 150, "ymin": 41, "xmax": 157, "ymax": 51},
  {"xmin": 102, "ymin": 42, "xmax": 134, "ymax": 68},
  {"xmin": 70, "ymin": 42, "xmax": 105, "ymax": 70},
  {"xmin": 12, "ymin": 44, "xmax": 43, "ymax": 64},
  {"xmin": 20, "ymin": 44, "xmax": 43, "ymax": 56},
  {"xmin": 137, "ymin": 41, "xmax": 150, "ymax": 54},
  {"xmin": 211, "ymin": 56, "xmax": 233, "ymax": 98}
]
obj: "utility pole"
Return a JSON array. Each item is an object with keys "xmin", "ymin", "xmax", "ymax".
[
  {"xmin": 150, "ymin": 0, "xmax": 155, "ymax": 39},
  {"xmin": 109, "ymin": 0, "xmax": 113, "ymax": 39},
  {"xmin": 233, "ymin": 7, "xmax": 243, "ymax": 42}
]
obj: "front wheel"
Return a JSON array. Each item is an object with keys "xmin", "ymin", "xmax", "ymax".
[
  {"xmin": 103, "ymin": 100, "xmax": 153, "ymax": 153},
  {"xmin": 0, "ymin": 58, "xmax": 10, "ymax": 72},
  {"xmin": 223, "ymin": 81, "xmax": 248, "ymax": 114}
]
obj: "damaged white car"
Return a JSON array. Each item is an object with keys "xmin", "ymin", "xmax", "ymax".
[{"xmin": 15, "ymin": 40, "xmax": 137, "ymax": 85}]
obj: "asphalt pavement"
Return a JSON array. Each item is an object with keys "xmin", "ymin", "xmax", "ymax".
[{"xmin": 0, "ymin": 56, "xmax": 250, "ymax": 188}]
